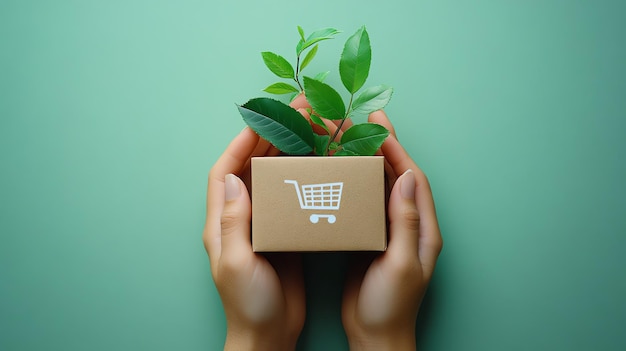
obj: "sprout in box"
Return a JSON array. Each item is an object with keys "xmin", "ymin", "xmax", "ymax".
[{"xmin": 237, "ymin": 26, "xmax": 393, "ymax": 156}]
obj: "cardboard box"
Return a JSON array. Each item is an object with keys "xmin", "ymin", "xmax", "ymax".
[{"xmin": 251, "ymin": 156, "xmax": 387, "ymax": 252}]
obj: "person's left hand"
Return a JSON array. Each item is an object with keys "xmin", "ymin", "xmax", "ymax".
[
  {"xmin": 203, "ymin": 96, "xmax": 311, "ymax": 351},
  {"xmin": 341, "ymin": 111, "xmax": 443, "ymax": 350}
]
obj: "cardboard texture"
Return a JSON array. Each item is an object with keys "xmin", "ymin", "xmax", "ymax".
[{"xmin": 251, "ymin": 156, "xmax": 387, "ymax": 252}]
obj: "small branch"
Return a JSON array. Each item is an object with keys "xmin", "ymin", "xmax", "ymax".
[
  {"xmin": 294, "ymin": 78, "xmax": 303, "ymax": 92},
  {"xmin": 327, "ymin": 94, "xmax": 354, "ymax": 154},
  {"xmin": 294, "ymin": 54, "xmax": 303, "ymax": 91}
]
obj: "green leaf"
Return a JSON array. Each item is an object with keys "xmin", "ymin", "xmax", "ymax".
[
  {"xmin": 237, "ymin": 98, "xmax": 314, "ymax": 155},
  {"xmin": 296, "ymin": 39, "xmax": 304, "ymax": 55},
  {"xmin": 298, "ymin": 27, "xmax": 340, "ymax": 54},
  {"xmin": 313, "ymin": 71, "xmax": 330, "ymax": 82},
  {"xmin": 299, "ymin": 44, "xmax": 318, "ymax": 72},
  {"xmin": 340, "ymin": 123, "xmax": 389, "ymax": 156},
  {"xmin": 314, "ymin": 134, "xmax": 330, "ymax": 156},
  {"xmin": 339, "ymin": 26, "xmax": 371, "ymax": 94},
  {"xmin": 261, "ymin": 52, "xmax": 294, "ymax": 79},
  {"xmin": 303, "ymin": 76, "xmax": 345, "ymax": 120},
  {"xmin": 309, "ymin": 113, "xmax": 330, "ymax": 134},
  {"xmin": 289, "ymin": 92, "xmax": 299, "ymax": 102},
  {"xmin": 334, "ymin": 149, "xmax": 359, "ymax": 156},
  {"xmin": 329, "ymin": 141, "xmax": 340, "ymax": 150},
  {"xmin": 263, "ymin": 82, "xmax": 300, "ymax": 95},
  {"xmin": 297, "ymin": 26, "xmax": 306, "ymax": 42},
  {"xmin": 306, "ymin": 27, "xmax": 340, "ymax": 42},
  {"xmin": 351, "ymin": 85, "xmax": 393, "ymax": 115}
]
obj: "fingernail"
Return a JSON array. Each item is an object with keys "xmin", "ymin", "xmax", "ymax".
[
  {"xmin": 225, "ymin": 174, "xmax": 240, "ymax": 201},
  {"xmin": 400, "ymin": 169, "xmax": 415, "ymax": 199}
]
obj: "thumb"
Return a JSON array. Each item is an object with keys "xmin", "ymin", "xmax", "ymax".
[
  {"xmin": 387, "ymin": 169, "xmax": 420, "ymax": 256},
  {"xmin": 220, "ymin": 174, "xmax": 253, "ymax": 256}
]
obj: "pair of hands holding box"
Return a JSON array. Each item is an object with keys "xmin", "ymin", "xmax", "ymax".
[{"xmin": 203, "ymin": 94, "xmax": 443, "ymax": 351}]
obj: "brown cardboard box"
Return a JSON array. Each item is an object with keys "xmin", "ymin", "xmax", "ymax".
[{"xmin": 251, "ymin": 156, "xmax": 387, "ymax": 252}]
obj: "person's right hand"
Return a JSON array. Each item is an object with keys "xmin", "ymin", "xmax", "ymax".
[
  {"xmin": 341, "ymin": 111, "xmax": 443, "ymax": 350},
  {"xmin": 203, "ymin": 94, "xmax": 312, "ymax": 351}
]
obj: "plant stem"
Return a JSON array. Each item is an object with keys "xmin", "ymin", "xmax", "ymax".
[
  {"xmin": 327, "ymin": 94, "xmax": 354, "ymax": 154},
  {"xmin": 294, "ymin": 78, "xmax": 303, "ymax": 92},
  {"xmin": 294, "ymin": 54, "xmax": 303, "ymax": 91}
]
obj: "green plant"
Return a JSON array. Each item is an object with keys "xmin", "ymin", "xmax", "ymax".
[{"xmin": 237, "ymin": 26, "xmax": 393, "ymax": 156}]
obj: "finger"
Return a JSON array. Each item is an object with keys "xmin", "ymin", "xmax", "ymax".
[
  {"xmin": 242, "ymin": 135, "xmax": 278, "ymax": 176},
  {"xmin": 290, "ymin": 93, "xmax": 310, "ymax": 110},
  {"xmin": 326, "ymin": 119, "xmax": 343, "ymax": 140},
  {"xmin": 220, "ymin": 174, "xmax": 253, "ymax": 260},
  {"xmin": 417, "ymin": 197, "xmax": 443, "ymax": 282},
  {"xmin": 266, "ymin": 253, "xmax": 306, "ymax": 329},
  {"xmin": 370, "ymin": 110, "xmax": 396, "ymax": 189},
  {"xmin": 368, "ymin": 110, "xmax": 397, "ymax": 138},
  {"xmin": 297, "ymin": 108, "xmax": 318, "ymax": 135},
  {"xmin": 298, "ymin": 108, "xmax": 334, "ymax": 137},
  {"xmin": 341, "ymin": 252, "xmax": 376, "ymax": 329},
  {"xmin": 377, "ymin": 134, "xmax": 400, "ymax": 195},
  {"xmin": 297, "ymin": 108, "xmax": 345, "ymax": 157},
  {"xmin": 241, "ymin": 136, "xmax": 273, "ymax": 184},
  {"xmin": 265, "ymin": 144, "xmax": 282, "ymax": 157},
  {"xmin": 380, "ymin": 134, "xmax": 418, "ymax": 178},
  {"xmin": 382, "ymin": 160, "xmax": 396, "ymax": 209},
  {"xmin": 371, "ymin": 123, "xmax": 397, "ymax": 189},
  {"xmin": 342, "ymin": 118, "xmax": 353, "ymax": 131},
  {"xmin": 266, "ymin": 254, "xmax": 304, "ymax": 295},
  {"xmin": 381, "ymin": 137, "xmax": 442, "ymax": 280},
  {"xmin": 387, "ymin": 170, "xmax": 420, "ymax": 257},
  {"xmin": 204, "ymin": 128, "xmax": 259, "ymax": 271},
  {"xmin": 368, "ymin": 110, "xmax": 396, "ymax": 177},
  {"xmin": 324, "ymin": 120, "xmax": 345, "ymax": 154},
  {"xmin": 332, "ymin": 118, "xmax": 353, "ymax": 132},
  {"xmin": 251, "ymin": 137, "xmax": 272, "ymax": 158},
  {"xmin": 291, "ymin": 94, "xmax": 345, "ymax": 141}
]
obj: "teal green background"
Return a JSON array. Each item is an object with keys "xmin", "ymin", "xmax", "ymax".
[{"xmin": 1, "ymin": 0, "xmax": 625, "ymax": 350}]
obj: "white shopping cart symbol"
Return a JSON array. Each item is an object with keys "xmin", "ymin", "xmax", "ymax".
[{"xmin": 284, "ymin": 180, "xmax": 344, "ymax": 224}]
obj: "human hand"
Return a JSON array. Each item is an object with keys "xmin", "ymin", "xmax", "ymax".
[
  {"xmin": 341, "ymin": 111, "xmax": 443, "ymax": 350},
  {"xmin": 203, "ymin": 95, "xmax": 311, "ymax": 351}
]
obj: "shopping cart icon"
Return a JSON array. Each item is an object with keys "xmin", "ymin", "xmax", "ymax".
[{"xmin": 284, "ymin": 180, "xmax": 344, "ymax": 224}]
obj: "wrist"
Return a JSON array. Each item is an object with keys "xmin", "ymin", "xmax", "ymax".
[
  {"xmin": 346, "ymin": 328, "xmax": 416, "ymax": 351},
  {"xmin": 224, "ymin": 324, "xmax": 300, "ymax": 351}
]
